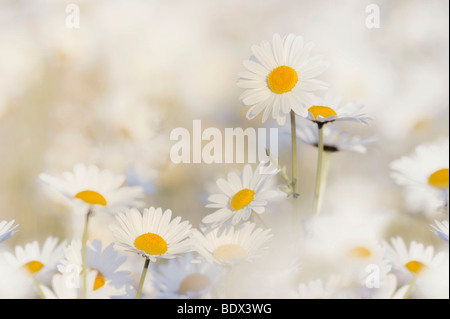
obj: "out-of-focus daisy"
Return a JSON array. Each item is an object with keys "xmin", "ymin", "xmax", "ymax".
[
  {"xmin": 40, "ymin": 269, "xmax": 127, "ymax": 299},
  {"xmin": 192, "ymin": 222, "xmax": 272, "ymax": 266},
  {"xmin": 57, "ymin": 240, "xmax": 134, "ymax": 294},
  {"xmin": 368, "ymin": 273, "xmax": 410, "ymax": 299},
  {"xmin": 0, "ymin": 219, "xmax": 18, "ymax": 244},
  {"xmin": 0, "ymin": 255, "xmax": 29, "ymax": 298},
  {"xmin": 390, "ymin": 139, "xmax": 449, "ymax": 210},
  {"xmin": 297, "ymin": 124, "xmax": 376, "ymax": 154},
  {"xmin": 3, "ymin": 236, "xmax": 66, "ymax": 284},
  {"xmin": 37, "ymin": 163, "xmax": 145, "ymax": 214},
  {"xmin": 202, "ymin": 163, "xmax": 278, "ymax": 229},
  {"xmin": 383, "ymin": 236, "xmax": 446, "ymax": 278},
  {"xmin": 237, "ymin": 33, "xmax": 329, "ymax": 125},
  {"xmin": 289, "ymin": 276, "xmax": 345, "ymax": 299},
  {"xmin": 303, "ymin": 93, "xmax": 372, "ymax": 125},
  {"xmin": 110, "ymin": 207, "xmax": 193, "ymax": 263},
  {"xmin": 304, "ymin": 210, "xmax": 389, "ymax": 277},
  {"xmin": 152, "ymin": 252, "xmax": 225, "ymax": 299},
  {"xmin": 431, "ymin": 220, "xmax": 449, "ymax": 243}
]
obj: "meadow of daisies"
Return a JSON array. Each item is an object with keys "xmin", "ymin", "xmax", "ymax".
[{"xmin": 0, "ymin": 1, "xmax": 449, "ymax": 299}]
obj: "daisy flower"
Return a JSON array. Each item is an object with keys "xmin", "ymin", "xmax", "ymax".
[
  {"xmin": 304, "ymin": 92, "xmax": 372, "ymax": 125},
  {"xmin": 37, "ymin": 163, "xmax": 145, "ymax": 214},
  {"xmin": 40, "ymin": 269, "xmax": 127, "ymax": 299},
  {"xmin": 290, "ymin": 276, "xmax": 345, "ymax": 299},
  {"xmin": 296, "ymin": 124, "xmax": 376, "ymax": 153},
  {"xmin": 57, "ymin": 239, "xmax": 134, "ymax": 294},
  {"xmin": 383, "ymin": 236, "xmax": 446, "ymax": 278},
  {"xmin": 152, "ymin": 252, "xmax": 225, "ymax": 299},
  {"xmin": 110, "ymin": 207, "xmax": 193, "ymax": 262},
  {"xmin": 237, "ymin": 33, "xmax": 329, "ymax": 125},
  {"xmin": 192, "ymin": 222, "xmax": 272, "ymax": 266},
  {"xmin": 0, "ymin": 255, "xmax": 29, "ymax": 298},
  {"xmin": 202, "ymin": 163, "xmax": 279, "ymax": 229},
  {"xmin": 0, "ymin": 219, "xmax": 18, "ymax": 244},
  {"xmin": 431, "ymin": 220, "xmax": 449, "ymax": 243},
  {"xmin": 390, "ymin": 139, "xmax": 449, "ymax": 210},
  {"xmin": 3, "ymin": 236, "xmax": 66, "ymax": 283}
]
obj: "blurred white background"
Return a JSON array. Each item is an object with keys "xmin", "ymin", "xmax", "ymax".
[{"xmin": 0, "ymin": 0, "xmax": 448, "ymax": 248}]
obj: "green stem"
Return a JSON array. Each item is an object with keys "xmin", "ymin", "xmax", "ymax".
[
  {"xmin": 136, "ymin": 258, "xmax": 150, "ymax": 299},
  {"xmin": 290, "ymin": 110, "xmax": 299, "ymax": 198},
  {"xmin": 81, "ymin": 208, "xmax": 92, "ymax": 299},
  {"xmin": 403, "ymin": 278, "xmax": 416, "ymax": 299},
  {"xmin": 32, "ymin": 276, "xmax": 46, "ymax": 299},
  {"xmin": 313, "ymin": 123, "xmax": 325, "ymax": 216},
  {"xmin": 252, "ymin": 211, "xmax": 267, "ymax": 229},
  {"xmin": 318, "ymin": 151, "xmax": 331, "ymax": 211}
]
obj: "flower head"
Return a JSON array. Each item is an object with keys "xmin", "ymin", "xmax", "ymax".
[
  {"xmin": 202, "ymin": 163, "xmax": 279, "ymax": 229},
  {"xmin": 304, "ymin": 93, "xmax": 372, "ymax": 125},
  {"xmin": 238, "ymin": 33, "xmax": 329, "ymax": 125},
  {"xmin": 111, "ymin": 207, "xmax": 193, "ymax": 262},
  {"xmin": 192, "ymin": 222, "xmax": 272, "ymax": 266},
  {"xmin": 38, "ymin": 163, "xmax": 146, "ymax": 214}
]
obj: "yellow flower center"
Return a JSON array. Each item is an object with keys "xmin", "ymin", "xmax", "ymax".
[
  {"xmin": 230, "ymin": 189, "xmax": 255, "ymax": 211},
  {"xmin": 428, "ymin": 168, "xmax": 449, "ymax": 189},
  {"xmin": 93, "ymin": 271, "xmax": 106, "ymax": 291},
  {"xmin": 74, "ymin": 190, "xmax": 107, "ymax": 206},
  {"xmin": 267, "ymin": 65, "xmax": 298, "ymax": 94},
  {"xmin": 348, "ymin": 246, "xmax": 372, "ymax": 258},
  {"xmin": 178, "ymin": 273, "xmax": 211, "ymax": 295},
  {"xmin": 134, "ymin": 233, "xmax": 168, "ymax": 255},
  {"xmin": 24, "ymin": 260, "xmax": 44, "ymax": 275},
  {"xmin": 308, "ymin": 105, "xmax": 337, "ymax": 120},
  {"xmin": 213, "ymin": 244, "xmax": 247, "ymax": 262},
  {"xmin": 405, "ymin": 260, "xmax": 426, "ymax": 275}
]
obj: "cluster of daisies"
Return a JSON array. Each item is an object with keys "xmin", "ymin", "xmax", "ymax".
[{"xmin": 0, "ymin": 33, "xmax": 448, "ymax": 299}]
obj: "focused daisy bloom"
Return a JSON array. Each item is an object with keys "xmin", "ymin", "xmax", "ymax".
[
  {"xmin": 237, "ymin": 33, "xmax": 329, "ymax": 125},
  {"xmin": 0, "ymin": 219, "xmax": 18, "ymax": 244},
  {"xmin": 57, "ymin": 240, "xmax": 134, "ymax": 294},
  {"xmin": 40, "ymin": 269, "xmax": 127, "ymax": 299},
  {"xmin": 431, "ymin": 220, "xmax": 449, "ymax": 243},
  {"xmin": 304, "ymin": 92, "xmax": 372, "ymax": 125},
  {"xmin": 3, "ymin": 236, "xmax": 66, "ymax": 283},
  {"xmin": 390, "ymin": 139, "xmax": 449, "ymax": 210},
  {"xmin": 192, "ymin": 222, "xmax": 272, "ymax": 266},
  {"xmin": 383, "ymin": 236, "xmax": 446, "ymax": 277},
  {"xmin": 110, "ymin": 207, "xmax": 193, "ymax": 262},
  {"xmin": 202, "ymin": 163, "xmax": 279, "ymax": 229},
  {"xmin": 152, "ymin": 252, "xmax": 225, "ymax": 299},
  {"xmin": 38, "ymin": 163, "xmax": 145, "ymax": 214},
  {"xmin": 296, "ymin": 124, "xmax": 376, "ymax": 153}
]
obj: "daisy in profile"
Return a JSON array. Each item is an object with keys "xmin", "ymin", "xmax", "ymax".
[
  {"xmin": 152, "ymin": 252, "xmax": 225, "ymax": 299},
  {"xmin": 237, "ymin": 33, "xmax": 329, "ymax": 125},
  {"xmin": 37, "ymin": 163, "xmax": 145, "ymax": 214},
  {"xmin": 383, "ymin": 236, "xmax": 446, "ymax": 278},
  {"xmin": 202, "ymin": 163, "xmax": 279, "ymax": 230},
  {"xmin": 192, "ymin": 222, "xmax": 272, "ymax": 267},
  {"xmin": 3, "ymin": 236, "xmax": 66, "ymax": 294},
  {"xmin": 0, "ymin": 219, "xmax": 18, "ymax": 245},
  {"xmin": 57, "ymin": 240, "xmax": 134, "ymax": 295},
  {"xmin": 110, "ymin": 207, "xmax": 193, "ymax": 298},
  {"xmin": 390, "ymin": 139, "xmax": 449, "ymax": 211},
  {"xmin": 431, "ymin": 220, "xmax": 449, "ymax": 243},
  {"xmin": 40, "ymin": 269, "xmax": 127, "ymax": 299},
  {"xmin": 297, "ymin": 124, "xmax": 376, "ymax": 154},
  {"xmin": 303, "ymin": 92, "xmax": 372, "ymax": 125}
]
